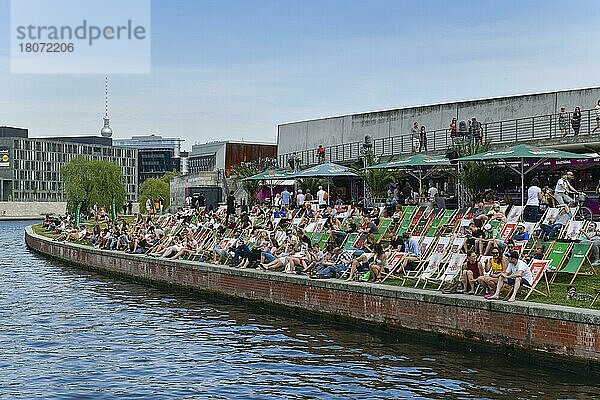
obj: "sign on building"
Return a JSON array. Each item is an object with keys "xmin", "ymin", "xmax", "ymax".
[{"xmin": 0, "ymin": 148, "xmax": 9, "ymax": 167}]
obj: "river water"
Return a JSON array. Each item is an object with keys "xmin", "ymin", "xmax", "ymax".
[{"xmin": 2, "ymin": 220, "xmax": 598, "ymax": 399}]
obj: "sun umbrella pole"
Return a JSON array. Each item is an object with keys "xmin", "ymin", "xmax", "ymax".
[
  {"xmin": 518, "ymin": 158, "xmax": 525, "ymax": 207},
  {"xmin": 419, "ymin": 170, "xmax": 423, "ymax": 200}
]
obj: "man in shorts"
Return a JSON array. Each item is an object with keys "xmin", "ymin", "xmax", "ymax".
[{"xmin": 485, "ymin": 251, "xmax": 533, "ymax": 302}]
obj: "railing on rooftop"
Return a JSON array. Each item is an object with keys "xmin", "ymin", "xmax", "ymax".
[{"xmin": 278, "ymin": 107, "xmax": 600, "ymax": 168}]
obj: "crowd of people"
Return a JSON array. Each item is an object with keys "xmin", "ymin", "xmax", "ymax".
[{"xmin": 40, "ymin": 175, "xmax": 600, "ymax": 303}]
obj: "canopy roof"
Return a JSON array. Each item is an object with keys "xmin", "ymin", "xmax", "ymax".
[
  {"xmin": 243, "ymin": 169, "xmax": 295, "ymax": 181},
  {"xmin": 455, "ymin": 144, "xmax": 591, "ymax": 161},
  {"xmin": 292, "ymin": 162, "xmax": 359, "ymax": 178},
  {"xmin": 368, "ymin": 154, "xmax": 451, "ymax": 169}
]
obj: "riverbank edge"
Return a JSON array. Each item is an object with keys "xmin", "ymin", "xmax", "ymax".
[{"xmin": 25, "ymin": 226, "xmax": 600, "ymax": 371}]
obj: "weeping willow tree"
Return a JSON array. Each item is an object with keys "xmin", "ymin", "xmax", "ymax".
[{"xmin": 62, "ymin": 157, "xmax": 126, "ymax": 217}]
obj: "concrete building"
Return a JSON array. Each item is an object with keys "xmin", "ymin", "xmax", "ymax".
[
  {"xmin": 114, "ymin": 134, "xmax": 186, "ymax": 186},
  {"xmin": 169, "ymin": 171, "xmax": 224, "ymax": 210},
  {"xmin": 188, "ymin": 140, "xmax": 277, "ymax": 177},
  {"xmin": 0, "ymin": 127, "xmax": 137, "ymax": 202},
  {"xmin": 277, "ymin": 87, "xmax": 600, "ymax": 166}
]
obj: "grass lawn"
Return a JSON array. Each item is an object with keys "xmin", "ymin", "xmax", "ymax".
[
  {"xmin": 30, "ymin": 222, "xmax": 600, "ymax": 310},
  {"xmin": 382, "ymin": 273, "xmax": 600, "ymax": 310}
]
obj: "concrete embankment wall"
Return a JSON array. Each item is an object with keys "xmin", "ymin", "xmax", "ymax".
[
  {"xmin": 0, "ymin": 201, "xmax": 66, "ymax": 219},
  {"xmin": 25, "ymin": 226, "xmax": 600, "ymax": 369}
]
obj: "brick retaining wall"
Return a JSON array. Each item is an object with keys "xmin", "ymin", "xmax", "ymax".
[{"xmin": 25, "ymin": 226, "xmax": 600, "ymax": 368}]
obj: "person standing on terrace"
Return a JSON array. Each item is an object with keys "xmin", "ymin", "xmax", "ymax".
[
  {"xmin": 418, "ymin": 125, "xmax": 427, "ymax": 152},
  {"xmin": 449, "ymin": 118, "xmax": 457, "ymax": 137},
  {"xmin": 558, "ymin": 106, "xmax": 569, "ymax": 138},
  {"xmin": 593, "ymin": 99, "xmax": 600, "ymax": 133},
  {"xmin": 410, "ymin": 122, "xmax": 419, "ymax": 152},
  {"xmin": 571, "ymin": 106, "xmax": 582, "ymax": 136}
]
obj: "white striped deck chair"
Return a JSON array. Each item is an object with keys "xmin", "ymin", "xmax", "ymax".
[
  {"xmin": 540, "ymin": 208, "xmax": 560, "ymax": 225},
  {"xmin": 381, "ymin": 251, "xmax": 407, "ymax": 282},
  {"xmin": 435, "ymin": 253, "xmax": 467, "ymax": 290},
  {"xmin": 506, "ymin": 206, "xmax": 524, "ymax": 223},
  {"xmin": 561, "ymin": 220, "xmax": 586, "ymax": 241},
  {"xmin": 434, "ymin": 236, "xmax": 452, "ymax": 254},
  {"xmin": 523, "ymin": 260, "xmax": 551, "ymax": 300},
  {"xmin": 304, "ymin": 221, "xmax": 317, "ymax": 233},
  {"xmin": 315, "ymin": 218, "xmax": 328, "ymax": 232},
  {"xmin": 419, "ymin": 236, "xmax": 437, "ymax": 260},
  {"xmin": 414, "ymin": 252, "xmax": 446, "ymax": 288},
  {"xmin": 449, "ymin": 237, "xmax": 466, "ymax": 254}
]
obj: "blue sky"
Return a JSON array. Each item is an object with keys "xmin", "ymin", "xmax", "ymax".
[{"xmin": 0, "ymin": 0, "xmax": 599, "ymax": 149}]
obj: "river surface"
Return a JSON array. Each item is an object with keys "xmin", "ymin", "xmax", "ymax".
[{"xmin": 2, "ymin": 220, "xmax": 599, "ymax": 399}]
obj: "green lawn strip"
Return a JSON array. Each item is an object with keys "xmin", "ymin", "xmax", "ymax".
[
  {"xmin": 30, "ymin": 222, "xmax": 600, "ymax": 310},
  {"xmin": 380, "ymin": 272, "xmax": 600, "ymax": 310},
  {"xmin": 32, "ymin": 224, "xmax": 58, "ymax": 239}
]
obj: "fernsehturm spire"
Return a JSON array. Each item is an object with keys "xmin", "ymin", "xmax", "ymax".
[{"xmin": 100, "ymin": 76, "xmax": 113, "ymax": 138}]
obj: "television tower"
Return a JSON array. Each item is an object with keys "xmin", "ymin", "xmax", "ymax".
[{"xmin": 100, "ymin": 76, "xmax": 113, "ymax": 138}]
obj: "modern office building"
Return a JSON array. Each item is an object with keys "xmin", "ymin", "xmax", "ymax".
[
  {"xmin": 188, "ymin": 140, "xmax": 277, "ymax": 177},
  {"xmin": 0, "ymin": 127, "xmax": 137, "ymax": 202},
  {"xmin": 113, "ymin": 134, "xmax": 186, "ymax": 186}
]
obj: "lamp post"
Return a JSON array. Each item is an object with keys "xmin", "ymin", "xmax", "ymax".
[{"xmin": 361, "ymin": 135, "xmax": 373, "ymax": 205}]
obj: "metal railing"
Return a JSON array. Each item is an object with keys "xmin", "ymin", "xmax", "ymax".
[{"xmin": 278, "ymin": 107, "xmax": 600, "ymax": 167}]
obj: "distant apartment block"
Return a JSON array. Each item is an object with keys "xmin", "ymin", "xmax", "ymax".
[
  {"xmin": 114, "ymin": 134, "xmax": 186, "ymax": 187},
  {"xmin": 0, "ymin": 127, "xmax": 137, "ymax": 202}
]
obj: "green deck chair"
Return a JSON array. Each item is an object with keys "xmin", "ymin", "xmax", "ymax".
[
  {"xmin": 311, "ymin": 232, "xmax": 322, "ymax": 246},
  {"xmin": 546, "ymin": 241, "xmax": 572, "ymax": 275},
  {"xmin": 426, "ymin": 218, "xmax": 441, "ymax": 236},
  {"xmin": 318, "ymin": 233, "xmax": 331, "ymax": 250},
  {"xmin": 551, "ymin": 242, "xmax": 594, "ymax": 285},
  {"xmin": 373, "ymin": 218, "xmax": 393, "ymax": 243},
  {"xmin": 397, "ymin": 218, "xmax": 413, "ymax": 235},
  {"xmin": 402, "ymin": 205, "xmax": 416, "ymax": 221},
  {"xmin": 343, "ymin": 232, "xmax": 359, "ymax": 250}
]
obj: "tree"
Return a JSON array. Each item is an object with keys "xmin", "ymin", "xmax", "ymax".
[
  {"xmin": 453, "ymin": 142, "xmax": 511, "ymax": 203},
  {"xmin": 62, "ymin": 157, "xmax": 126, "ymax": 213},
  {"xmin": 161, "ymin": 171, "xmax": 181, "ymax": 184},
  {"xmin": 300, "ymin": 178, "xmax": 324, "ymax": 195},
  {"xmin": 139, "ymin": 178, "xmax": 170, "ymax": 214},
  {"xmin": 361, "ymin": 169, "xmax": 395, "ymax": 198},
  {"xmin": 230, "ymin": 164, "xmax": 260, "ymax": 201},
  {"xmin": 138, "ymin": 171, "xmax": 179, "ymax": 214}
]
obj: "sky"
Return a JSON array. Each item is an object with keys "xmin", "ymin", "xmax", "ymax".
[{"xmin": 0, "ymin": 0, "xmax": 599, "ymax": 150}]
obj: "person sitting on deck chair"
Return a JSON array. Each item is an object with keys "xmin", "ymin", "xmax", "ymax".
[
  {"xmin": 512, "ymin": 223, "xmax": 530, "ymax": 241},
  {"xmin": 540, "ymin": 204, "xmax": 571, "ymax": 240},
  {"xmin": 396, "ymin": 232, "xmax": 421, "ymax": 275},
  {"xmin": 485, "ymin": 251, "xmax": 533, "ymax": 302}
]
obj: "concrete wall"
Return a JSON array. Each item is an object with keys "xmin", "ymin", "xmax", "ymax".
[
  {"xmin": 25, "ymin": 226, "xmax": 600, "ymax": 368},
  {"xmin": 0, "ymin": 201, "xmax": 66, "ymax": 219},
  {"xmin": 278, "ymin": 87, "xmax": 600, "ymax": 156},
  {"xmin": 170, "ymin": 171, "xmax": 220, "ymax": 207}
]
